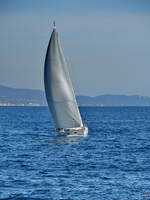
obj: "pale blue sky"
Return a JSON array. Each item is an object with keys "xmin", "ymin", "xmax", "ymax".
[{"xmin": 0, "ymin": 0, "xmax": 150, "ymax": 96}]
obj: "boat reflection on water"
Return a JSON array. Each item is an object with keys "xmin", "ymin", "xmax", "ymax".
[{"xmin": 51, "ymin": 132, "xmax": 88, "ymax": 145}]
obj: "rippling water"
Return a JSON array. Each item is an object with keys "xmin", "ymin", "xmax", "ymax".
[{"xmin": 0, "ymin": 106, "xmax": 150, "ymax": 199}]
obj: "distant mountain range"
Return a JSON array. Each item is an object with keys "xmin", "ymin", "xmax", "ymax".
[
  {"xmin": 0, "ymin": 85, "xmax": 46, "ymax": 106},
  {"xmin": 0, "ymin": 85, "xmax": 150, "ymax": 106}
]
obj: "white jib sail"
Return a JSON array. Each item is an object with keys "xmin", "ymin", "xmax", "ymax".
[{"xmin": 44, "ymin": 24, "xmax": 83, "ymax": 129}]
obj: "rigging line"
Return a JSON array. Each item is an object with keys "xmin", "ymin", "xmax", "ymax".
[
  {"xmin": 67, "ymin": 56, "xmax": 83, "ymax": 126},
  {"xmin": 67, "ymin": 56, "xmax": 81, "ymax": 97}
]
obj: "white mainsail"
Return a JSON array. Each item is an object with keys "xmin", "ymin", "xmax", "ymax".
[{"xmin": 44, "ymin": 23, "xmax": 83, "ymax": 129}]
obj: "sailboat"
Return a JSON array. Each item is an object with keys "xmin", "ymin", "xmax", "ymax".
[{"xmin": 44, "ymin": 22, "xmax": 88, "ymax": 136}]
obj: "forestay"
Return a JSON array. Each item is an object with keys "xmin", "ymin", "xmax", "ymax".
[{"xmin": 44, "ymin": 25, "xmax": 83, "ymax": 129}]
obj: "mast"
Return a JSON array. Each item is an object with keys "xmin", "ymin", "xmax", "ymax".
[{"xmin": 53, "ymin": 21, "xmax": 56, "ymax": 29}]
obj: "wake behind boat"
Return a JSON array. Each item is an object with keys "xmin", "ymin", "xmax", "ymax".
[{"xmin": 44, "ymin": 22, "xmax": 88, "ymax": 136}]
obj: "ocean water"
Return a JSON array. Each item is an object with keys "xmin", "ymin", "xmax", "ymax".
[{"xmin": 0, "ymin": 106, "xmax": 150, "ymax": 200}]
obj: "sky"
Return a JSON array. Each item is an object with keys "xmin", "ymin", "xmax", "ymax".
[{"xmin": 0, "ymin": 0, "xmax": 150, "ymax": 96}]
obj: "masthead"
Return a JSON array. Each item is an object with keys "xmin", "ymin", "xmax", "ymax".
[{"xmin": 53, "ymin": 21, "xmax": 56, "ymax": 29}]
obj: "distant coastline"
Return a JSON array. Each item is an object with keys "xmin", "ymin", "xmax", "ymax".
[{"xmin": 1, "ymin": 85, "xmax": 150, "ymax": 107}]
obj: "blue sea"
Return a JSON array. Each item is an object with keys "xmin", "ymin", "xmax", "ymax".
[{"xmin": 0, "ymin": 106, "xmax": 150, "ymax": 200}]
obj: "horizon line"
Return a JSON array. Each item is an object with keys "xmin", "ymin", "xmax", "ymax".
[{"xmin": 0, "ymin": 84, "xmax": 150, "ymax": 98}]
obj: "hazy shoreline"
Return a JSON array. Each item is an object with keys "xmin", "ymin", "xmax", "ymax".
[{"xmin": 1, "ymin": 85, "xmax": 150, "ymax": 107}]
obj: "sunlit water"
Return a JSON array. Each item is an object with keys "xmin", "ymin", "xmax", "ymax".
[{"xmin": 0, "ymin": 106, "xmax": 150, "ymax": 200}]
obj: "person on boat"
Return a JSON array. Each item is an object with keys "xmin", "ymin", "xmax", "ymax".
[{"xmin": 56, "ymin": 128, "xmax": 62, "ymax": 131}]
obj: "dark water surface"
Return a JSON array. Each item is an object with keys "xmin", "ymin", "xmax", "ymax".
[{"xmin": 0, "ymin": 106, "xmax": 150, "ymax": 200}]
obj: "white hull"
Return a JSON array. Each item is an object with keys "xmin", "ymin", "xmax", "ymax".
[{"xmin": 56, "ymin": 125, "xmax": 88, "ymax": 137}]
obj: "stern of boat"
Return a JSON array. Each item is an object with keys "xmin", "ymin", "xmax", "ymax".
[{"xmin": 56, "ymin": 125, "xmax": 88, "ymax": 137}]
